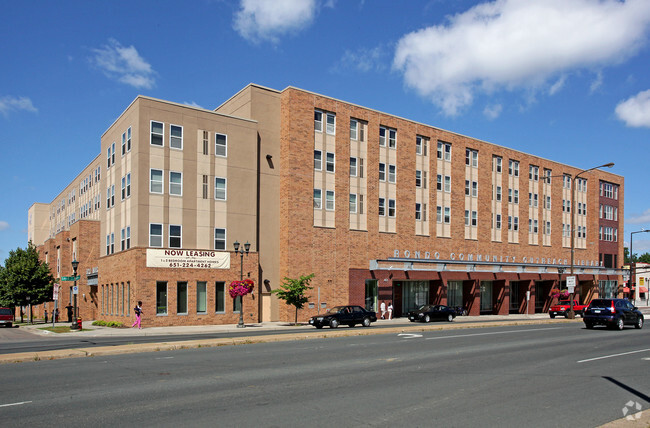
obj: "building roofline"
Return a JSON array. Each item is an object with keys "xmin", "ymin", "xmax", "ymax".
[
  {"xmin": 214, "ymin": 83, "xmax": 282, "ymax": 112},
  {"xmin": 279, "ymin": 85, "xmax": 623, "ymax": 179},
  {"xmin": 101, "ymin": 95, "xmax": 258, "ymax": 139}
]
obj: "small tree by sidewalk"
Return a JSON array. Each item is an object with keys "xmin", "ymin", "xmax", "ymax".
[{"xmin": 272, "ymin": 274, "xmax": 314, "ymax": 325}]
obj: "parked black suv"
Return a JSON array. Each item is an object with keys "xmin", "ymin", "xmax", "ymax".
[{"xmin": 583, "ymin": 298, "xmax": 644, "ymax": 330}]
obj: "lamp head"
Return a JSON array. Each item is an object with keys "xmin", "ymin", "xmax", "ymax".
[
  {"xmin": 233, "ymin": 241, "xmax": 240, "ymax": 252},
  {"xmin": 244, "ymin": 241, "xmax": 251, "ymax": 253},
  {"xmin": 71, "ymin": 259, "xmax": 79, "ymax": 272}
]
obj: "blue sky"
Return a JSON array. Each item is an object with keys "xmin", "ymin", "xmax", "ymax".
[{"xmin": 2, "ymin": 0, "xmax": 650, "ymax": 261}]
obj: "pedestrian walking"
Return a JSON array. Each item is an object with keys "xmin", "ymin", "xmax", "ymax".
[
  {"xmin": 65, "ymin": 304, "xmax": 73, "ymax": 322},
  {"xmin": 131, "ymin": 301, "xmax": 143, "ymax": 329},
  {"xmin": 44, "ymin": 308, "xmax": 48, "ymax": 324},
  {"xmin": 380, "ymin": 301, "xmax": 386, "ymax": 320},
  {"xmin": 55, "ymin": 308, "xmax": 59, "ymax": 323},
  {"xmin": 388, "ymin": 302, "xmax": 393, "ymax": 320}
]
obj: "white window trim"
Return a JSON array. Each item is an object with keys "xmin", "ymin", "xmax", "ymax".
[
  {"xmin": 214, "ymin": 177, "xmax": 227, "ymax": 201},
  {"xmin": 325, "ymin": 190, "xmax": 335, "ymax": 211},
  {"xmin": 169, "ymin": 225, "xmax": 182, "ymax": 248},
  {"xmin": 314, "ymin": 188, "xmax": 322, "ymax": 209},
  {"xmin": 215, "ymin": 133, "xmax": 227, "ymax": 157},
  {"xmin": 150, "ymin": 168, "xmax": 164, "ymax": 194},
  {"xmin": 214, "ymin": 228, "xmax": 226, "ymax": 251},
  {"xmin": 149, "ymin": 223, "xmax": 163, "ymax": 248},
  {"xmin": 314, "ymin": 150, "xmax": 322, "ymax": 171},
  {"xmin": 169, "ymin": 171, "xmax": 183, "ymax": 197},
  {"xmin": 170, "ymin": 124, "xmax": 183, "ymax": 150},
  {"xmin": 150, "ymin": 120, "xmax": 164, "ymax": 147}
]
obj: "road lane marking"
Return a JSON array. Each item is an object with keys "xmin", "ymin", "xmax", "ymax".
[
  {"xmin": 155, "ymin": 356, "xmax": 174, "ymax": 360},
  {"xmin": 0, "ymin": 401, "xmax": 32, "ymax": 407},
  {"xmin": 577, "ymin": 348, "xmax": 650, "ymax": 363},
  {"xmin": 398, "ymin": 333, "xmax": 423, "ymax": 339},
  {"xmin": 424, "ymin": 327, "xmax": 563, "ymax": 340}
]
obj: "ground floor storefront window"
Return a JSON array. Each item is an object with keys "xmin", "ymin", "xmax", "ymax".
[
  {"xmin": 599, "ymin": 280, "xmax": 617, "ymax": 298},
  {"xmin": 401, "ymin": 281, "xmax": 428, "ymax": 313},
  {"xmin": 480, "ymin": 281, "xmax": 493, "ymax": 313},
  {"xmin": 447, "ymin": 281, "xmax": 462, "ymax": 308},
  {"xmin": 365, "ymin": 279, "xmax": 378, "ymax": 312},
  {"xmin": 157, "ymin": 281, "xmax": 167, "ymax": 315}
]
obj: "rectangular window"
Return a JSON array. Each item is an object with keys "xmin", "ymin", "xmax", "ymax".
[
  {"xmin": 437, "ymin": 142, "xmax": 451, "ymax": 161},
  {"xmin": 388, "ymin": 164, "xmax": 396, "ymax": 183},
  {"xmin": 514, "ymin": 216, "xmax": 519, "ymax": 231},
  {"xmin": 169, "ymin": 225, "xmax": 181, "ymax": 248},
  {"xmin": 494, "ymin": 156, "xmax": 502, "ymax": 173},
  {"xmin": 215, "ymin": 282, "xmax": 225, "ymax": 313},
  {"xmin": 313, "ymin": 188, "xmax": 322, "ymax": 209},
  {"xmin": 415, "ymin": 203, "xmax": 422, "ymax": 221},
  {"xmin": 378, "ymin": 198, "xmax": 385, "ymax": 216},
  {"xmin": 379, "ymin": 163, "xmax": 386, "ymax": 181},
  {"xmin": 150, "ymin": 169, "xmax": 163, "ymax": 194},
  {"xmin": 350, "ymin": 157, "xmax": 357, "ymax": 176},
  {"xmin": 349, "ymin": 193, "xmax": 357, "ymax": 213},
  {"xmin": 150, "ymin": 224, "xmax": 163, "ymax": 247},
  {"xmin": 151, "ymin": 121, "xmax": 163, "ymax": 146},
  {"xmin": 359, "ymin": 194, "xmax": 364, "ymax": 215},
  {"xmin": 416, "ymin": 170, "xmax": 422, "ymax": 188},
  {"xmin": 472, "ymin": 181, "xmax": 478, "ymax": 197},
  {"xmin": 471, "ymin": 211, "xmax": 477, "ymax": 227},
  {"xmin": 215, "ymin": 177, "xmax": 226, "ymax": 200},
  {"xmin": 326, "ymin": 152, "xmax": 335, "ymax": 172},
  {"xmin": 444, "ymin": 207, "xmax": 451, "ymax": 224},
  {"xmin": 496, "ymin": 214, "xmax": 502, "ymax": 229},
  {"xmin": 126, "ymin": 173, "xmax": 131, "ymax": 198},
  {"xmin": 314, "ymin": 150, "xmax": 322, "ymax": 170},
  {"xmin": 388, "ymin": 128, "xmax": 396, "ymax": 149},
  {"xmin": 106, "ymin": 235, "xmax": 110, "ymax": 255},
  {"xmin": 465, "ymin": 149, "xmax": 478, "ymax": 167},
  {"xmin": 156, "ymin": 281, "xmax": 167, "ymax": 315},
  {"xmin": 314, "ymin": 110, "xmax": 323, "ymax": 132},
  {"xmin": 379, "ymin": 127, "xmax": 386, "ymax": 147},
  {"xmin": 436, "ymin": 174, "xmax": 442, "ymax": 191},
  {"xmin": 111, "ymin": 142, "xmax": 115, "ymax": 165},
  {"xmin": 203, "ymin": 175, "xmax": 208, "ymax": 199},
  {"xmin": 169, "ymin": 171, "xmax": 182, "ymax": 196},
  {"xmin": 126, "ymin": 226, "xmax": 131, "ymax": 249},
  {"xmin": 437, "ymin": 206, "xmax": 442, "ymax": 223},
  {"xmin": 388, "ymin": 199, "xmax": 396, "ymax": 217},
  {"xmin": 111, "ymin": 185, "xmax": 115, "ymax": 207},
  {"xmin": 496, "ymin": 186, "xmax": 502, "ymax": 202},
  {"xmin": 444, "ymin": 176, "xmax": 451, "ymax": 193},
  {"xmin": 127, "ymin": 127, "xmax": 131, "ymax": 152},
  {"xmin": 214, "ymin": 228, "xmax": 226, "ymax": 250},
  {"xmin": 177, "ymin": 282, "xmax": 188, "ymax": 314},
  {"xmin": 197, "ymin": 281, "xmax": 207, "ymax": 314},
  {"xmin": 514, "ymin": 190, "xmax": 519, "ymax": 204},
  {"xmin": 215, "ymin": 133, "xmax": 227, "ymax": 157},
  {"xmin": 350, "ymin": 119, "xmax": 358, "ymax": 140},
  {"xmin": 203, "ymin": 130, "xmax": 209, "ymax": 155},
  {"xmin": 326, "ymin": 190, "xmax": 335, "ymax": 210},
  {"xmin": 326, "ymin": 113, "xmax": 335, "ymax": 135},
  {"xmin": 121, "ymin": 228, "xmax": 125, "ymax": 251},
  {"xmin": 121, "ymin": 131, "xmax": 126, "ymax": 155},
  {"xmin": 509, "ymin": 160, "xmax": 519, "ymax": 177},
  {"xmin": 110, "ymin": 233, "xmax": 114, "ymax": 254},
  {"xmin": 121, "ymin": 176, "xmax": 126, "ymax": 200},
  {"xmin": 416, "ymin": 136, "xmax": 427, "ymax": 156},
  {"xmin": 170, "ymin": 124, "xmax": 183, "ymax": 149}
]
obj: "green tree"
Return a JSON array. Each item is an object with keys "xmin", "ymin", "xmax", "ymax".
[
  {"xmin": 0, "ymin": 242, "xmax": 54, "ymax": 323},
  {"xmin": 638, "ymin": 253, "xmax": 650, "ymax": 264},
  {"xmin": 272, "ymin": 273, "xmax": 315, "ymax": 325}
]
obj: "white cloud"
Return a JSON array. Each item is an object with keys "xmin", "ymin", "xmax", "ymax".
[
  {"xmin": 234, "ymin": 0, "xmax": 319, "ymax": 43},
  {"xmin": 548, "ymin": 75, "xmax": 566, "ymax": 96},
  {"xmin": 0, "ymin": 96, "xmax": 37, "ymax": 116},
  {"xmin": 183, "ymin": 101, "xmax": 204, "ymax": 109},
  {"xmin": 393, "ymin": 0, "xmax": 650, "ymax": 116},
  {"xmin": 483, "ymin": 103, "xmax": 502, "ymax": 120},
  {"xmin": 615, "ymin": 89, "xmax": 650, "ymax": 127},
  {"xmin": 590, "ymin": 70, "xmax": 603, "ymax": 93},
  {"xmin": 627, "ymin": 209, "xmax": 650, "ymax": 224},
  {"xmin": 90, "ymin": 39, "xmax": 155, "ymax": 89},
  {"xmin": 334, "ymin": 46, "xmax": 389, "ymax": 73},
  {"xmin": 0, "ymin": 221, "xmax": 9, "ymax": 231}
]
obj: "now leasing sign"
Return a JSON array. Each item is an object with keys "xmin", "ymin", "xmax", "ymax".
[{"xmin": 146, "ymin": 249, "xmax": 230, "ymax": 269}]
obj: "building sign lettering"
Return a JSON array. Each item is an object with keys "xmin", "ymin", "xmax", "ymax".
[
  {"xmin": 146, "ymin": 249, "xmax": 230, "ymax": 269},
  {"xmin": 393, "ymin": 249, "xmax": 600, "ymax": 267}
]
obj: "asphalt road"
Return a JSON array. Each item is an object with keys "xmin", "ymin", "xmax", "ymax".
[{"xmin": 1, "ymin": 323, "xmax": 649, "ymax": 427}]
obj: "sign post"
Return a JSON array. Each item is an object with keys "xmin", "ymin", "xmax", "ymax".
[{"xmin": 52, "ymin": 283, "xmax": 59, "ymax": 328}]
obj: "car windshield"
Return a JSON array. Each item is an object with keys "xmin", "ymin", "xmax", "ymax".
[
  {"xmin": 0, "ymin": 308, "xmax": 12, "ymax": 315},
  {"xmin": 418, "ymin": 305, "xmax": 432, "ymax": 311},
  {"xmin": 589, "ymin": 299, "xmax": 612, "ymax": 307},
  {"xmin": 328, "ymin": 306, "xmax": 345, "ymax": 313}
]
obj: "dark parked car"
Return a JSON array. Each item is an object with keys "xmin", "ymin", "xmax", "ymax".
[
  {"xmin": 583, "ymin": 298, "xmax": 644, "ymax": 330},
  {"xmin": 0, "ymin": 307, "xmax": 13, "ymax": 328},
  {"xmin": 408, "ymin": 304, "xmax": 456, "ymax": 323},
  {"xmin": 309, "ymin": 305, "xmax": 377, "ymax": 329}
]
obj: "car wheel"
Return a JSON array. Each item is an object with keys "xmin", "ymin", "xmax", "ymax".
[
  {"xmin": 550, "ymin": 314, "xmax": 555, "ymax": 319},
  {"xmin": 635, "ymin": 317, "xmax": 644, "ymax": 329},
  {"xmin": 424, "ymin": 314, "xmax": 431, "ymax": 323},
  {"xmin": 615, "ymin": 317, "xmax": 624, "ymax": 331},
  {"xmin": 362, "ymin": 317, "xmax": 371, "ymax": 327},
  {"xmin": 585, "ymin": 322, "xmax": 594, "ymax": 329},
  {"xmin": 315, "ymin": 325, "xmax": 323, "ymax": 329},
  {"xmin": 447, "ymin": 314, "xmax": 454, "ymax": 322},
  {"xmin": 329, "ymin": 319, "xmax": 339, "ymax": 329}
]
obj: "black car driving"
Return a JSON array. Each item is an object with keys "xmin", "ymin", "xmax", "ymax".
[
  {"xmin": 309, "ymin": 305, "xmax": 377, "ymax": 329},
  {"xmin": 583, "ymin": 298, "xmax": 644, "ymax": 330},
  {"xmin": 408, "ymin": 304, "xmax": 456, "ymax": 323}
]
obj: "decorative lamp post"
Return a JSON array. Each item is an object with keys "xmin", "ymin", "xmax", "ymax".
[
  {"xmin": 630, "ymin": 229, "xmax": 650, "ymax": 303},
  {"xmin": 568, "ymin": 162, "xmax": 614, "ymax": 319},
  {"xmin": 233, "ymin": 241, "xmax": 250, "ymax": 328},
  {"xmin": 71, "ymin": 259, "xmax": 79, "ymax": 330}
]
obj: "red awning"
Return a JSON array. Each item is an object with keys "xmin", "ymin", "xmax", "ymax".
[
  {"xmin": 623, "ymin": 287, "xmax": 630, "ymax": 293},
  {"xmin": 640, "ymin": 287, "xmax": 648, "ymax": 293}
]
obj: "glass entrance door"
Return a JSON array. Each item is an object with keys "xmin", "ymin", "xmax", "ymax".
[
  {"xmin": 365, "ymin": 280, "xmax": 378, "ymax": 311},
  {"xmin": 480, "ymin": 281, "xmax": 493, "ymax": 313},
  {"xmin": 402, "ymin": 281, "xmax": 429, "ymax": 313}
]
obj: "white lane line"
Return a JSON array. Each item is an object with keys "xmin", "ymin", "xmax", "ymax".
[
  {"xmin": 398, "ymin": 333, "xmax": 423, "ymax": 339},
  {"xmin": 155, "ymin": 356, "xmax": 174, "ymax": 360},
  {"xmin": 0, "ymin": 401, "xmax": 32, "ymax": 408},
  {"xmin": 424, "ymin": 327, "xmax": 563, "ymax": 340},
  {"xmin": 577, "ymin": 348, "xmax": 650, "ymax": 364}
]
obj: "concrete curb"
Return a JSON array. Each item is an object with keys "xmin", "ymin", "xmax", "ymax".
[{"xmin": 0, "ymin": 317, "xmax": 573, "ymax": 364}]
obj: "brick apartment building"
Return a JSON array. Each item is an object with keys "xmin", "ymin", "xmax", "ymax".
[{"xmin": 28, "ymin": 84, "xmax": 624, "ymax": 326}]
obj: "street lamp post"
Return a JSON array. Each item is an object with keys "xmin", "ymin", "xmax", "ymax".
[
  {"xmin": 568, "ymin": 162, "xmax": 615, "ymax": 319},
  {"xmin": 70, "ymin": 259, "xmax": 79, "ymax": 330},
  {"xmin": 233, "ymin": 240, "xmax": 250, "ymax": 328},
  {"xmin": 630, "ymin": 229, "xmax": 650, "ymax": 303}
]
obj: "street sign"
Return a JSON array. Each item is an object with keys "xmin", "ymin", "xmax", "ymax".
[
  {"xmin": 566, "ymin": 275, "xmax": 576, "ymax": 293},
  {"xmin": 72, "ymin": 285, "xmax": 78, "ymax": 295},
  {"xmin": 61, "ymin": 276, "xmax": 81, "ymax": 281},
  {"xmin": 53, "ymin": 283, "xmax": 60, "ymax": 301}
]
